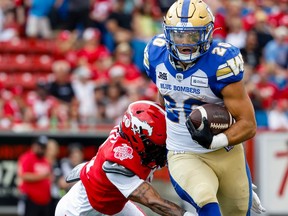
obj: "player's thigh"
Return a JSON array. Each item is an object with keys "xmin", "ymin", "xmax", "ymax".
[
  {"xmin": 167, "ymin": 151, "xmax": 219, "ymax": 207},
  {"xmin": 114, "ymin": 201, "xmax": 146, "ymax": 216},
  {"xmin": 215, "ymin": 146, "xmax": 251, "ymax": 216}
]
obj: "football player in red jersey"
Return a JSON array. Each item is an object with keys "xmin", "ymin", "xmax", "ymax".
[{"xmin": 55, "ymin": 100, "xmax": 195, "ymax": 216}]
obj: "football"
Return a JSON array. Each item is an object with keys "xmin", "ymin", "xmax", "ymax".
[{"xmin": 188, "ymin": 104, "xmax": 234, "ymax": 135}]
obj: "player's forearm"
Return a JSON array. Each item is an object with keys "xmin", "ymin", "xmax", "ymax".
[
  {"xmin": 129, "ymin": 182, "xmax": 186, "ymax": 216},
  {"xmin": 224, "ymin": 118, "xmax": 256, "ymax": 145},
  {"xmin": 145, "ymin": 199, "xmax": 187, "ymax": 216}
]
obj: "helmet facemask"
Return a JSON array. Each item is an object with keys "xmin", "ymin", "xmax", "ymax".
[
  {"xmin": 163, "ymin": 0, "xmax": 215, "ymax": 64},
  {"xmin": 164, "ymin": 22, "xmax": 214, "ymax": 63},
  {"xmin": 138, "ymin": 128, "xmax": 167, "ymax": 169}
]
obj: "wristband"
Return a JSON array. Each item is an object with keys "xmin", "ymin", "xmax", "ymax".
[
  {"xmin": 210, "ymin": 133, "xmax": 229, "ymax": 149},
  {"xmin": 183, "ymin": 211, "xmax": 196, "ymax": 216}
]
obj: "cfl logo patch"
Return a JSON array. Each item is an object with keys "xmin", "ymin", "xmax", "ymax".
[{"xmin": 158, "ymin": 72, "xmax": 167, "ymax": 80}]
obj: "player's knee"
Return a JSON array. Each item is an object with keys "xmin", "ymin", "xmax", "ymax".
[
  {"xmin": 192, "ymin": 184, "xmax": 217, "ymax": 207},
  {"xmin": 221, "ymin": 203, "xmax": 249, "ymax": 216}
]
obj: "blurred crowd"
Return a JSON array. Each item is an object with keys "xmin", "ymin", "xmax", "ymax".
[
  {"xmin": 17, "ymin": 135, "xmax": 85, "ymax": 215},
  {"xmin": 0, "ymin": 0, "xmax": 287, "ymax": 131}
]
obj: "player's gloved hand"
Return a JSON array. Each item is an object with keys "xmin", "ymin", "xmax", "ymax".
[
  {"xmin": 186, "ymin": 117, "xmax": 213, "ymax": 149},
  {"xmin": 251, "ymin": 184, "xmax": 266, "ymax": 214}
]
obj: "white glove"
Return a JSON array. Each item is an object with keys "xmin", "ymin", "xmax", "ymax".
[{"xmin": 251, "ymin": 184, "xmax": 266, "ymax": 214}]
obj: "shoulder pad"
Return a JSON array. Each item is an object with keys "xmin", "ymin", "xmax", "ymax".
[
  {"xmin": 65, "ymin": 162, "xmax": 86, "ymax": 183},
  {"xmin": 102, "ymin": 161, "xmax": 135, "ymax": 177}
]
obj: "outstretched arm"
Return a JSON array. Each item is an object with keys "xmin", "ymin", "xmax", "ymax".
[
  {"xmin": 103, "ymin": 161, "xmax": 193, "ymax": 216},
  {"xmin": 129, "ymin": 182, "xmax": 192, "ymax": 216}
]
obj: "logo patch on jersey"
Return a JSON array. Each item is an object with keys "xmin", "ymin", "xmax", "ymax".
[
  {"xmin": 176, "ymin": 73, "xmax": 184, "ymax": 82},
  {"xmin": 113, "ymin": 144, "xmax": 134, "ymax": 161},
  {"xmin": 191, "ymin": 76, "xmax": 209, "ymax": 87},
  {"xmin": 158, "ymin": 72, "xmax": 167, "ymax": 80}
]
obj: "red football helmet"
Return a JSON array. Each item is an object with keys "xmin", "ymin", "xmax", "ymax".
[{"xmin": 120, "ymin": 100, "xmax": 167, "ymax": 168}]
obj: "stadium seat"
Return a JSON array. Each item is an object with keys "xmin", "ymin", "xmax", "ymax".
[
  {"xmin": 32, "ymin": 55, "xmax": 53, "ymax": 72},
  {"xmin": 14, "ymin": 72, "xmax": 37, "ymax": 89},
  {"xmin": 0, "ymin": 38, "xmax": 30, "ymax": 54},
  {"xmin": 29, "ymin": 39, "xmax": 56, "ymax": 54},
  {"xmin": 0, "ymin": 72, "xmax": 14, "ymax": 88}
]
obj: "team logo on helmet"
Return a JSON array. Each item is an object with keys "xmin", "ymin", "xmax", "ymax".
[
  {"xmin": 113, "ymin": 144, "xmax": 134, "ymax": 161},
  {"xmin": 123, "ymin": 112, "xmax": 153, "ymax": 136}
]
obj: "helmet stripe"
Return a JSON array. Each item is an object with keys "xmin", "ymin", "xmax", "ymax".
[{"xmin": 181, "ymin": 0, "xmax": 191, "ymax": 22}]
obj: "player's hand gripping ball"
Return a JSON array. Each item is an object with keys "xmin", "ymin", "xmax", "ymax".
[{"xmin": 187, "ymin": 104, "xmax": 234, "ymax": 135}]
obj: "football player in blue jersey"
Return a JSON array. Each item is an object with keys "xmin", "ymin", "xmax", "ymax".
[{"xmin": 143, "ymin": 0, "xmax": 266, "ymax": 216}]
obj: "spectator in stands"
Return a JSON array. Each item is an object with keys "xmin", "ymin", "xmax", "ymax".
[
  {"xmin": 131, "ymin": 1, "xmax": 162, "ymax": 72},
  {"xmin": 268, "ymin": 99, "xmax": 288, "ymax": 131},
  {"xmin": 54, "ymin": 30, "xmax": 78, "ymax": 68},
  {"xmin": 105, "ymin": 82, "xmax": 130, "ymax": 124},
  {"xmin": 58, "ymin": 142, "xmax": 84, "ymax": 193},
  {"xmin": 24, "ymin": 82, "xmax": 57, "ymax": 129},
  {"xmin": 71, "ymin": 65, "xmax": 96, "ymax": 127},
  {"xmin": 105, "ymin": 0, "xmax": 134, "ymax": 50},
  {"xmin": 225, "ymin": 16, "xmax": 247, "ymax": 49},
  {"xmin": 17, "ymin": 135, "xmax": 52, "ymax": 216},
  {"xmin": 45, "ymin": 138, "xmax": 62, "ymax": 216},
  {"xmin": 77, "ymin": 27, "xmax": 110, "ymax": 67},
  {"xmin": 240, "ymin": 30, "xmax": 262, "ymax": 69},
  {"xmin": 254, "ymin": 66, "xmax": 280, "ymax": 110},
  {"xmin": 132, "ymin": 1, "xmax": 161, "ymax": 43},
  {"xmin": 267, "ymin": 0, "xmax": 288, "ymax": 28},
  {"xmin": 47, "ymin": 60, "xmax": 78, "ymax": 129},
  {"xmin": 25, "ymin": 0, "xmax": 56, "ymax": 39},
  {"xmin": 0, "ymin": 2, "xmax": 20, "ymax": 41},
  {"xmin": 253, "ymin": 9, "xmax": 274, "ymax": 50},
  {"xmin": 64, "ymin": 0, "xmax": 91, "ymax": 31},
  {"xmin": 264, "ymin": 26, "xmax": 288, "ymax": 72},
  {"xmin": 1, "ymin": 86, "xmax": 26, "ymax": 129},
  {"xmin": 89, "ymin": 0, "xmax": 112, "ymax": 35},
  {"xmin": 48, "ymin": 60, "xmax": 75, "ymax": 104},
  {"xmin": 94, "ymin": 85, "xmax": 108, "ymax": 123},
  {"xmin": 111, "ymin": 42, "xmax": 143, "ymax": 88},
  {"xmin": 91, "ymin": 50, "xmax": 112, "ymax": 86},
  {"xmin": 242, "ymin": 64, "xmax": 262, "ymax": 110}
]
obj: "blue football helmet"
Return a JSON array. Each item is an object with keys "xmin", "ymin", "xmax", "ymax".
[{"xmin": 163, "ymin": 0, "xmax": 215, "ymax": 63}]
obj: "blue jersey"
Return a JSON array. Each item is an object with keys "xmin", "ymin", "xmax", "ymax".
[{"xmin": 144, "ymin": 34, "xmax": 244, "ymax": 153}]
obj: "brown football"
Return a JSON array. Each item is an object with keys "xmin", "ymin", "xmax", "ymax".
[{"xmin": 188, "ymin": 104, "xmax": 234, "ymax": 135}]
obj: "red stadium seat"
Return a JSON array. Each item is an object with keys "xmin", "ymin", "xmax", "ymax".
[
  {"xmin": 28, "ymin": 39, "xmax": 56, "ymax": 54},
  {"xmin": 32, "ymin": 55, "xmax": 53, "ymax": 72},
  {"xmin": 0, "ymin": 38, "xmax": 30, "ymax": 54},
  {"xmin": 14, "ymin": 72, "xmax": 37, "ymax": 89},
  {"xmin": 0, "ymin": 72, "xmax": 15, "ymax": 87}
]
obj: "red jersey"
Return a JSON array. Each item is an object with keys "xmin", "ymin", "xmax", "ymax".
[
  {"xmin": 18, "ymin": 150, "xmax": 51, "ymax": 205},
  {"xmin": 80, "ymin": 126, "xmax": 153, "ymax": 215}
]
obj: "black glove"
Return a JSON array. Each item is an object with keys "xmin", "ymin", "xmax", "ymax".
[{"xmin": 185, "ymin": 117, "xmax": 213, "ymax": 149}]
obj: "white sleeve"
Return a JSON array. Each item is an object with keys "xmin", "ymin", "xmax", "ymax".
[{"xmin": 106, "ymin": 172, "xmax": 144, "ymax": 198}]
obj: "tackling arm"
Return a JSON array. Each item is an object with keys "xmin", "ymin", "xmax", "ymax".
[
  {"xmin": 103, "ymin": 161, "xmax": 193, "ymax": 216},
  {"xmin": 129, "ymin": 182, "xmax": 192, "ymax": 216}
]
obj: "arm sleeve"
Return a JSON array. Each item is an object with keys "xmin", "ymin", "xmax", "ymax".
[{"xmin": 106, "ymin": 172, "xmax": 144, "ymax": 198}]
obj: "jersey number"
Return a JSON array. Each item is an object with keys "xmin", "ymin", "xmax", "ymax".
[{"xmin": 164, "ymin": 95, "xmax": 204, "ymax": 123}]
